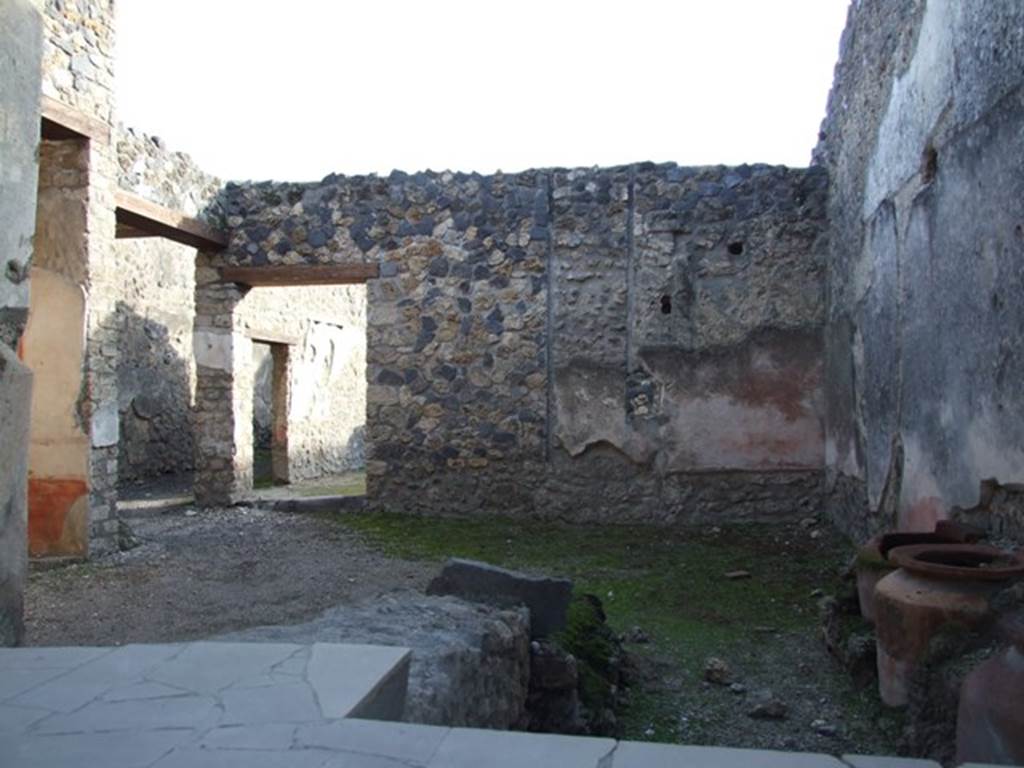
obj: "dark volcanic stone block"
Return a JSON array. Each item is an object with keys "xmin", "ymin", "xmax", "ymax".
[{"xmin": 426, "ymin": 558, "xmax": 572, "ymax": 638}]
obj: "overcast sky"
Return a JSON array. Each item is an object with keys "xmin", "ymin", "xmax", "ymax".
[{"xmin": 115, "ymin": 1, "xmax": 851, "ymax": 182}]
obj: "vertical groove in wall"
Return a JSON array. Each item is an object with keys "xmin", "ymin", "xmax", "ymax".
[
  {"xmin": 893, "ymin": 209, "xmax": 906, "ymax": 433},
  {"xmin": 624, "ymin": 164, "xmax": 637, "ymax": 373},
  {"xmin": 543, "ymin": 171, "xmax": 555, "ymax": 463}
]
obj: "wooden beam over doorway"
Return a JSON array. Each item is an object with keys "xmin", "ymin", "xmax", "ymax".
[
  {"xmin": 244, "ymin": 328, "xmax": 301, "ymax": 346},
  {"xmin": 114, "ymin": 190, "xmax": 229, "ymax": 251},
  {"xmin": 219, "ymin": 263, "xmax": 380, "ymax": 287},
  {"xmin": 40, "ymin": 95, "xmax": 111, "ymax": 143}
]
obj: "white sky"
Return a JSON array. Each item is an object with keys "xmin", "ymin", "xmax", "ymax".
[{"xmin": 115, "ymin": 1, "xmax": 851, "ymax": 182}]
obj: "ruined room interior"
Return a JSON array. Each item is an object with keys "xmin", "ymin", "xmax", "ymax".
[{"xmin": 1, "ymin": 1, "xmax": 1023, "ymax": 766}]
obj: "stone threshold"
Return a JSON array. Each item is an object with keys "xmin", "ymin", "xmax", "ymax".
[{"xmin": 236, "ymin": 494, "xmax": 367, "ymax": 514}]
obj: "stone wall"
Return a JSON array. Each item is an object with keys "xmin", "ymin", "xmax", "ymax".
[
  {"xmin": 818, "ymin": 0, "xmax": 1024, "ymax": 540},
  {"xmin": 0, "ymin": 347, "xmax": 32, "ymax": 645},
  {"xmin": 0, "ymin": 0, "xmax": 41, "ymax": 641},
  {"xmin": 0, "ymin": 0, "xmax": 43, "ymax": 349},
  {"xmin": 24, "ymin": 138, "xmax": 94, "ymax": 557},
  {"xmin": 113, "ymin": 236, "xmax": 196, "ymax": 484},
  {"xmin": 221, "ymin": 163, "xmax": 827, "ymax": 522},
  {"xmin": 26, "ymin": 0, "xmax": 122, "ymax": 556},
  {"xmin": 111, "ymin": 126, "xmax": 366, "ymax": 486},
  {"xmin": 40, "ymin": 0, "xmax": 115, "ymax": 125},
  {"xmin": 115, "ymin": 125, "xmax": 222, "ymax": 221}
]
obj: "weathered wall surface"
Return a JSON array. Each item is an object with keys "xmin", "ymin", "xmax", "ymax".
[
  {"xmin": 115, "ymin": 126, "xmax": 222, "ymax": 220},
  {"xmin": 818, "ymin": 0, "xmax": 1024, "ymax": 538},
  {"xmin": 0, "ymin": 346, "xmax": 32, "ymax": 645},
  {"xmin": 0, "ymin": 0, "xmax": 42, "ymax": 349},
  {"xmin": 0, "ymin": 0, "xmax": 41, "ymax": 642},
  {"xmin": 24, "ymin": 141, "xmax": 92, "ymax": 557},
  {"xmin": 113, "ymin": 236, "xmax": 196, "ymax": 484},
  {"xmin": 224, "ymin": 163, "xmax": 827, "ymax": 521},
  {"xmin": 112, "ymin": 127, "xmax": 366, "ymax": 486},
  {"xmin": 113, "ymin": 126, "xmax": 213, "ymax": 484},
  {"xmin": 40, "ymin": 0, "xmax": 115, "ymax": 125},
  {"xmin": 26, "ymin": 0, "xmax": 123, "ymax": 556}
]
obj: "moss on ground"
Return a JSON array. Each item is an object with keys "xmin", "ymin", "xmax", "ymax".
[
  {"xmin": 555, "ymin": 594, "xmax": 620, "ymax": 716},
  {"xmin": 334, "ymin": 512, "xmax": 899, "ymax": 750}
]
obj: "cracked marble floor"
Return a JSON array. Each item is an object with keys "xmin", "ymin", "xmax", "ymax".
[{"xmin": 0, "ymin": 642, "xmax": 963, "ymax": 767}]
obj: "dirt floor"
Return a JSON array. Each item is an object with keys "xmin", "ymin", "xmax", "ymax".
[
  {"xmin": 25, "ymin": 501, "xmax": 903, "ymax": 756},
  {"xmin": 26, "ymin": 506, "xmax": 432, "ymax": 647}
]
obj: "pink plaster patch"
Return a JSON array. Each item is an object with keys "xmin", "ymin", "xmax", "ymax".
[{"xmin": 900, "ymin": 495, "xmax": 946, "ymax": 532}]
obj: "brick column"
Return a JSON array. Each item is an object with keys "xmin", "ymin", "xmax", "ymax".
[
  {"xmin": 193, "ymin": 254, "xmax": 253, "ymax": 506},
  {"xmin": 83, "ymin": 137, "xmax": 121, "ymax": 552}
]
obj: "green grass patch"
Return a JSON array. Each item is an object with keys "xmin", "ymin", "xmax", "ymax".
[{"xmin": 335, "ymin": 512, "xmax": 857, "ymax": 740}]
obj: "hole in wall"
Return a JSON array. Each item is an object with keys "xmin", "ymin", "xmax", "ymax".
[
  {"xmin": 727, "ymin": 241, "xmax": 744, "ymax": 256},
  {"xmin": 660, "ymin": 295, "xmax": 672, "ymax": 315},
  {"xmin": 921, "ymin": 143, "xmax": 938, "ymax": 183}
]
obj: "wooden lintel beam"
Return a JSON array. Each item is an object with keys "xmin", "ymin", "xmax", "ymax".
[
  {"xmin": 114, "ymin": 190, "xmax": 228, "ymax": 251},
  {"xmin": 244, "ymin": 328, "xmax": 301, "ymax": 346},
  {"xmin": 115, "ymin": 223, "xmax": 154, "ymax": 239},
  {"xmin": 219, "ymin": 263, "xmax": 380, "ymax": 287},
  {"xmin": 40, "ymin": 95, "xmax": 111, "ymax": 144}
]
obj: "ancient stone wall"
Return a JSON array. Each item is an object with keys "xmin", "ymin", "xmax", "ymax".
[
  {"xmin": 818, "ymin": 0, "xmax": 1024, "ymax": 540},
  {"xmin": 25, "ymin": 0, "xmax": 122, "ymax": 556},
  {"xmin": 115, "ymin": 126, "xmax": 222, "ymax": 221},
  {"xmin": 112, "ymin": 126, "xmax": 211, "ymax": 485},
  {"xmin": 113, "ymin": 235, "xmax": 197, "ymax": 484},
  {"xmin": 223, "ymin": 163, "xmax": 827, "ymax": 522},
  {"xmin": 113, "ymin": 126, "xmax": 365, "ymax": 487},
  {"xmin": 0, "ymin": 0, "xmax": 43, "ymax": 350},
  {"xmin": 0, "ymin": 0, "xmax": 42, "ymax": 641},
  {"xmin": 39, "ymin": 0, "xmax": 115, "ymax": 125}
]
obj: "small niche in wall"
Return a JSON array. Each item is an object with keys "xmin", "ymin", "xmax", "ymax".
[
  {"xmin": 660, "ymin": 295, "xmax": 672, "ymax": 315},
  {"xmin": 727, "ymin": 241, "xmax": 744, "ymax": 256}
]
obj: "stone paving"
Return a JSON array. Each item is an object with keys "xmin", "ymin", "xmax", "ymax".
[
  {"xmin": 0, "ymin": 641, "xmax": 1012, "ymax": 767},
  {"xmin": 0, "ymin": 641, "xmax": 409, "ymax": 767}
]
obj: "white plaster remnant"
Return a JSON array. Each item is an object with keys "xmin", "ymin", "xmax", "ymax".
[
  {"xmin": 90, "ymin": 399, "xmax": 119, "ymax": 448},
  {"xmin": 863, "ymin": 0, "xmax": 960, "ymax": 217},
  {"xmin": 965, "ymin": 402, "xmax": 1024, "ymax": 490},
  {"xmin": 193, "ymin": 330, "xmax": 233, "ymax": 372}
]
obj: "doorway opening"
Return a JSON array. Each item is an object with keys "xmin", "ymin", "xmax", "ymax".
[{"xmin": 253, "ymin": 339, "xmax": 290, "ymax": 488}]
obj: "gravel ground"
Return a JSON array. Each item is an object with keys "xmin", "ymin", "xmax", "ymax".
[{"xmin": 25, "ymin": 506, "xmax": 433, "ymax": 647}]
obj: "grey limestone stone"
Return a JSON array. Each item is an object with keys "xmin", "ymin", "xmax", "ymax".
[
  {"xmin": 296, "ymin": 719, "xmax": 448, "ymax": 764},
  {"xmin": 427, "ymin": 558, "xmax": 573, "ymax": 639},
  {"xmin": 841, "ymin": 757, "xmax": 943, "ymax": 768},
  {"xmin": 429, "ymin": 727, "xmax": 616, "ymax": 768},
  {"xmin": 612, "ymin": 742, "xmax": 848, "ymax": 768}
]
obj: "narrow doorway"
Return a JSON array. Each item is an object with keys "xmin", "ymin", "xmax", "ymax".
[{"xmin": 252, "ymin": 340, "xmax": 290, "ymax": 487}]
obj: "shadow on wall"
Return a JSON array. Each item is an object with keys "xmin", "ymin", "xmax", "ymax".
[
  {"xmin": 115, "ymin": 301, "xmax": 195, "ymax": 486},
  {"xmin": 252, "ymin": 342, "xmax": 272, "ymax": 452}
]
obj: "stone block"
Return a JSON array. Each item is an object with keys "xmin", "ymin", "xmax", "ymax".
[
  {"xmin": 0, "ymin": 345, "xmax": 32, "ymax": 646},
  {"xmin": 842, "ymin": 757, "xmax": 942, "ymax": 768},
  {"xmin": 612, "ymin": 742, "xmax": 848, "ymax": 768},
  {"xmin": 428, "ymin": 727, "xmax": 615, "ymax": 768},
  {"xmin": 296, "ymin": 719, "xmax": 448, "ymax": 764},
  {"xmin": 427, "ymin": 558, "xmax": 573, "ymax": 638},
  {"xmin": 308, "ymin": 642, "xmax": 411, "ymax": 720}
]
